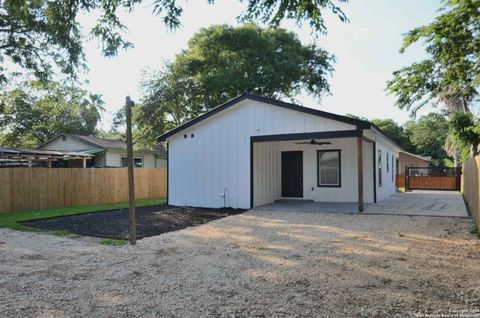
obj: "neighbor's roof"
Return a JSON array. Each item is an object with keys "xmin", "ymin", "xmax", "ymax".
[
  {"xmin": 0, "ymin": 147, "xmax": 93, "ymax": 160},
  {"xmin": 400, "ymin": 151, "xmax": 431, "ymax": 162},
  {"xmin": 38, "ymin": 133, "xmax": 167, "ymax": 155},
  {"xmin": 157, "ymin": 93, "xmax": 403, "ymax": 150},
  {"xmin": 70, "ymin": 134, "xmax": 127, "ymax": 149}
]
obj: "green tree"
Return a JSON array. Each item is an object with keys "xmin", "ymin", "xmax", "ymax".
[
  {"xmin": 449, "ymin": 112, "xmax": 480, "ymax": 161},
  {"xmin": 137, "ymin": 23, "xmax": 335, "ymax": 144},
  {"xmin": 0, "ymin": 0, "xmax": 347, "ymax": 84},
  {"xmin": 404, "ymin": 113, "xmax": 449, "ymax": 162},
  {"xmin": 0, "ymin": 81, "xmax": 103, "ymax": 148},
  {"xmin": 370, "ymin": 119, "xmax": 412, "ymax": 151},
  {"xmin": 386, "ymin": 0, "xmax": 480, "ymax": 116}
]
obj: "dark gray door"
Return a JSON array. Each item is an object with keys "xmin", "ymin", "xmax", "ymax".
[{"xmin": 281, "ymin": 151, "xmax": 303, "ymax": 197}]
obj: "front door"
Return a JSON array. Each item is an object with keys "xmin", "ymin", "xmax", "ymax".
[{"xmin": 281, "ymin": 151, "xmax": 303, "ymax": 197}]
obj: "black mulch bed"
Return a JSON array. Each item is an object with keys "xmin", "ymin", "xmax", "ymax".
[{"xmin": 22, "ymin": 205, "xmax": 245, "ymax": 240}]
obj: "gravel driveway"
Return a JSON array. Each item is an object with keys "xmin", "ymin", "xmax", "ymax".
[{"xmin": 1, "ymin": 210, "xmax": 479, "ymax": 318}]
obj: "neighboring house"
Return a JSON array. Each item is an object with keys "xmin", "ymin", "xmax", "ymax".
[
  {"xmin": 397, "ymin": 151, "xmax": 431, "ymax": 175},
  {"xmin": 158, "ymin": 93, "xmax": 403, "ymax": 211},
  {"xmin": 38, "ymin": 134, "xmax": 167, "ymax": 168}
]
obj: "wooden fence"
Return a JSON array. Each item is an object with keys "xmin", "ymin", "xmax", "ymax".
[
  {"xmin": 408, "ymin": 176, "xmax": 459, "ymax": 191},
  {"xmin": 462, "ymin": 156, "xmax": 480, "ymax": 229},
  {"xmin": 396, "ymin": 174, "xmax": 405, "ymax": 188},
  {"xmin": 0, "ymin": 168, "xmax": 167, "ymax": 213}
]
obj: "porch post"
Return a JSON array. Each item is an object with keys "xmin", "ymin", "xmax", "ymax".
[{"xmin": 357, "ymin": 136, "xmax": 364, "ymax": 212}]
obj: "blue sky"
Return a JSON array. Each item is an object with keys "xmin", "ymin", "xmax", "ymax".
[{"xmin": 78, "ymin": 1, "xmax": 441, "ymax": 130}]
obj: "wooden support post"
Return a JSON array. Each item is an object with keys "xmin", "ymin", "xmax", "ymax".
[
  {"xmin": 357, "ymin": 136, "xmax": 364, "ymax": 212},
  {"xmin": 82, "ymin": 157, "xmax": 87, "ymax": 168},
  {"xmin": 126, "ymin": 96, "xmax": 136, "ymax": 245}
]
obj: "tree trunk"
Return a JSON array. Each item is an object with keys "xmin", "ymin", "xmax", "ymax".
[{"xmin": 453, "ymin": 148, "xmax": 461, "ymax": 168}]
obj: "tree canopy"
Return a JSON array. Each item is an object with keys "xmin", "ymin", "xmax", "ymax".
[
  {"xmin": 0, "ymin": 81, "xmax": 104, "ymax": 148},
  {"xmin": 0, "ymin": 0, "xmax": 347, "ymax": 84},
  {"xmin": 370, "ymin": 119, "xmax": 412, "ymax": 152},
  {"xmin": 386, "ymin": 0, "xmax": 480, "ymax": 115},
  {"xmin": 404, "ymin": 113, "xmax": 449, "ymax": 163},
  {"xmin": 135, "ymin": 23, "xmax": 335, "ymax": 144},
  {"xmin": 348, "ymin": 113, "xmax": 451, "ymax": 165},
  {"xmin": 449, "ymin": 112, "xmax": 480, "ymax": 160}
]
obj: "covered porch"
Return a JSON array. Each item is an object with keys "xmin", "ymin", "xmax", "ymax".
[{"xmin": 251, "ymin": 130, "xmax": 376, "ymax": 211}]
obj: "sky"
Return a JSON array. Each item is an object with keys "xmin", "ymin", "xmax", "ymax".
[{"xmin": 78, "ymin": 0, "xmax": 441, "ymax": 130}]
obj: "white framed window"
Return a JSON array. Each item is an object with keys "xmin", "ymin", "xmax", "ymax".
[{"xmin": 317, "ymin": 150, "xmax": 341, "ymax": 187}]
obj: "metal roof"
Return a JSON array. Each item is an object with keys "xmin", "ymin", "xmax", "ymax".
[{"xmin": 0, "ymin": 147, "xmax": 93, "ymax": 160}]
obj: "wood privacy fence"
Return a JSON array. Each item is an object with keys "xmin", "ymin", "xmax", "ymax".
[
  {"xmin": 408, "ymin": 176, "xmax": 459, "ymax": 191},
  {"xmin": 462, "ymin": 156, "xmax": 480, "ymax": 229},
  {"xmin": 396, "ymin": 174, "xmax": 405, "ymax": 188},
  {"xmin": 0, "ymin": 168, "xmax": 167, "ymax": 213}
]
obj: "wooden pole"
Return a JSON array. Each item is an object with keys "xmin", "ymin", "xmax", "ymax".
[
  {"xmin": 357, "ymin": 136, "xmax": 364, "ymax": 212},
  {"xmin": 126, "ymin": 96, "xmax": 136, "ymax": 245}
]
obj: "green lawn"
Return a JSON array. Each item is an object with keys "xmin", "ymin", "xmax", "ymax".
[{"xmin": 0, "ymin": 198, "xmax": 166, "ymax": 233}]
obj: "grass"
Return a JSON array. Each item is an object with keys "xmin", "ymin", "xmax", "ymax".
[
  {"xmin": 0, "ymin": 197, "xmax": 166, "ymax": 233},
  {"xmin": 99, "ymin": 238, "xmax": 129, "ymax": 246}
]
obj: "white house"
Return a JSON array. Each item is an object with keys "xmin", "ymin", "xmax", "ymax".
[
  {"xmin": 38, "ymin": 134, "xmax": 167, "ymax": 168},
  {"xmin": 158, "ymin": 93, "xmax": 402, "ymax": 211}
]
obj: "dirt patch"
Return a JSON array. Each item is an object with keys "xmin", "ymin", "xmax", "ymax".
[
  {"xmin": 2, "ymin": 211, "xmax": 480, "ymax": 317},
  {"xmin": 22, "ymin": 205, "xmax": 244, "ymax": 239}
]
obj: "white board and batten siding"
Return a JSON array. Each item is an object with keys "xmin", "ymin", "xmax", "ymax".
[
  {"xmin": 365, "ymin": 130, "xmax": 398, "ymax": 202},
  {"xmin": 167, "ymin": 99, "xmax": 361, "ymax": 209}
]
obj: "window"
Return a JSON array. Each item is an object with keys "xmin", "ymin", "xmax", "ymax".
[
  {"xmin": 121, "ymin": 157, "xmax": 144, "ymax": 168},
  {"xmin": 317, "ymin": 150, "xmax": 341, "ymax": 187},
  {"xmin": 392, "ymin": 154, "xmax": 395, "ymax": 182},
  {"xmin": 386, "ymin": 152, "xmax": 389, "ymax": 173},
  {"xmin": 378, "ymin": 150, "xmax": 382, "ymax": 187}
]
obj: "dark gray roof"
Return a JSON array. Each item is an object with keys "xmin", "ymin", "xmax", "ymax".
[{"xmin": 69, "ymin": 134, "xmax": 127, "ymax": 149}]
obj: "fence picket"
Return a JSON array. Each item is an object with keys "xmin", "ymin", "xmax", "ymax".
[
  {"xmin": 0, "ymin": 168, "xmax": 167, "ymax": 213},
  {"xmin": 462, "ymin": 157, "xmax": 480, "ymax": 230}
]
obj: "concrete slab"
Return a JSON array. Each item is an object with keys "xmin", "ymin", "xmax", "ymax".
[
  {"xmin": 255, "ymin": 191, "xmax": 469, "ymax": 218},
  {"xmin": 364, "ymin": 191, "xmax": 469, "ymax": 217},
  {"xmin": 255, "ymin": 200, "xmax": 358, "ymax": 214}
]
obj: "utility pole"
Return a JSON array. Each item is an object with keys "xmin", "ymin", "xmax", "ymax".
[{"xmin": 125, "ymin": 96, "xmax": 136, "ymax": 245}]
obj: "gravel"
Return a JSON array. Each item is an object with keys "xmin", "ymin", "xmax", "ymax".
[{"xmin": 1, "ymin": 210, "xmax": 479, "ymax": 317}]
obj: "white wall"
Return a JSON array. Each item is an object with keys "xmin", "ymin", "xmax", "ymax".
[
  {"xmin": 253, "ymin": 138, "xmax": 375, "ymax": 207},
  {"xmin": 168, "ymin": 99, "xmax": 357, "ymax": 209},
  {"xmin": 105, "ymin": 151, "xmax": 157, "ymax": 168},
  {"xmin": 155, "ymin": 158, "xmax": 167, "ymax": 168},
  {"xmin": 375, "ymin": 139, "xmax": 397, "ymax": 201}
]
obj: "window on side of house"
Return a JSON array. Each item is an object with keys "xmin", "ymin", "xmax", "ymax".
[
  {"xmin": 378, "ymin": 150, "xmax": 382, "ymax": 187},
  {"xmin": 386, "ymin": 152, "xmax": 389, "ymax": 173},
  {"xmin": 317, "ymin": 150, "xmax": 341, "ymax": 187},
  {"xmin": 121, "ymin": 157, "xmax": 144, "ymax": 168},
  {"xmin": 392, "ymin": 154, "xmax": 395, "ymax": 182}
]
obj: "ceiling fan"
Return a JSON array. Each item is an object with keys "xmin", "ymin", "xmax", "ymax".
[{"xmin": 295, "ymin": 140, "xmax": 332, "ymax": 145}]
